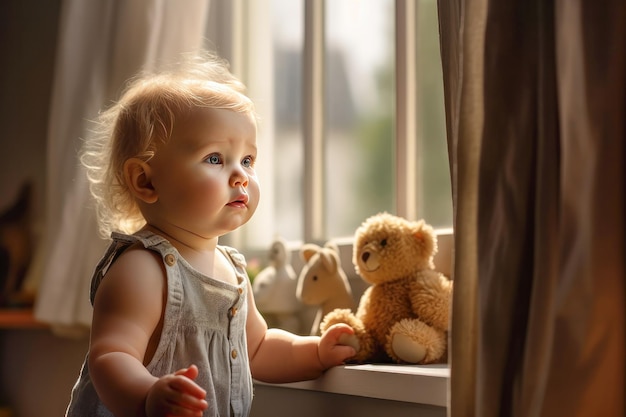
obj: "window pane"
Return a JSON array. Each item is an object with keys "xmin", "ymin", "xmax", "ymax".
[
  {"xmin": 325, "ymin": 0, "xmax": 395, "ymax": 238},
  {"xmin": 416, "ymin": 0, "xmax": 452, "ymax": 229},
  {"xmin": 272, "ymin": 0, "xmax": 305, "ymax": 241}
]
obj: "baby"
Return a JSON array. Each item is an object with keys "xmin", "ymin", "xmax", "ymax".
[{"xmin": 66, "ymin": 52, "xmax": 355, "ymax": 417}]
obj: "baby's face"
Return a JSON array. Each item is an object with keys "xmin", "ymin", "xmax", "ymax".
[{"xmin": 146, "ymin": 106, "xmax": 259, "ymax": 239}]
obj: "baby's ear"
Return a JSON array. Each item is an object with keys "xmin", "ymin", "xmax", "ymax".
[{"xmin": 123, "ymin": 158, "xmax": 158, "ymax": 203}]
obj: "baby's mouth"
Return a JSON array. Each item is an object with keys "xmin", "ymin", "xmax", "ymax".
[{"xmin": 228, "ymin": 193, "xmax": 249, "ymax": 207}]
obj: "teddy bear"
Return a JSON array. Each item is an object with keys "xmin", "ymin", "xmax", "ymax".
[{"xmin": 320, "ymin": 212, "xmax": 452, "ymax": 364}]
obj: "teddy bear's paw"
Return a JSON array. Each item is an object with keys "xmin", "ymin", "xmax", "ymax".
[
  {"xmin": 386, "ymin": 318, "xmax": 446, "ymax": 364},
  {"xmin": 320, "ymin": 309, "xmax": 362, "ymax": 333},
  {"xmin": 391, "ymin": 333, "xmax": 427, "ymax": 364},
  {"xmin": 338, "ymin": 332, "xmax": 361, "ymax": 352},
  {"xmin": 349, "ymin": 331, "xmax": 376, "ymax": 363}
]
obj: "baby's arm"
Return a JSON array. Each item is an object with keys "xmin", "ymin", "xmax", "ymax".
[
  {"xmin": 246, "ymin": 281, "xmax": 356, "ymax": 383},
  {"xmin": 88, "ymin": 246, "xmax": 207, "ymax": 417}
]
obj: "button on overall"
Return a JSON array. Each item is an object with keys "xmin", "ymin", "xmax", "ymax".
[{"xmin": 164, "ymin": 253, "xmax": 176, "ymax": 266}]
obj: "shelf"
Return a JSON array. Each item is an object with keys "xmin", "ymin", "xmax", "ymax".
[
  {"xmin": 255, "ymin": 363, "xmax": 449, "ymax": 407},
  {"xmin": 0, "ymin": 309, "xmax": 48, "ymax": 329}
]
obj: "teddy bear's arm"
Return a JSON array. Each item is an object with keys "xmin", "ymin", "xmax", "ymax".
[
  {"xmin": 355, "ymin": 286, "xmax": 372, "ymax": 316},
  {"xmin": 409, "ymin": 271, "xmax": 452, "ymax": 331}
]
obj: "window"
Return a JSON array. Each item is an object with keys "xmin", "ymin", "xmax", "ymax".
[{"xmin": 215, "ymin": 0, "xmax": 451, "ymax": 250}]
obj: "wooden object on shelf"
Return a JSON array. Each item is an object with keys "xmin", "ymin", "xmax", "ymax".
[{"xmin": 0, "ymin": 309, "xmax": 47, "ymax": 329}]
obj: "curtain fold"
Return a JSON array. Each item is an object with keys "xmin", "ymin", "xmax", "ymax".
[
  {"xmin": 438, "ymin": 0, "xmax": 625, "ymax": 416},
  {"xmin": 437, "ymin": 0, "xmax": 486, "ymax": 413},
  {"xmin": 30, "ymin": 0, "xmax": 211, "ymax": 335}
]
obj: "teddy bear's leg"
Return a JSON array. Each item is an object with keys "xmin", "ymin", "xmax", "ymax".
[
  {"xmin": 392, "ymin": 333, "xmax": 427, "ymax": 363},
  {"xmin": 386, "ymin": 318, "xmax": 446, "ymax": 364},
  {"xmin": 320, "ymin": 309, "xmax": 374, "ymax": 362}
]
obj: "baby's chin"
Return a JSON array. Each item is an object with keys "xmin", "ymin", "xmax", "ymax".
[{"xmin": 216, "ymin": 213, "xmax": 256, "ymax": 236}]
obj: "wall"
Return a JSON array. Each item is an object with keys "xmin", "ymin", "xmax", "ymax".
[
  {"xmin": 0, "ymin": 2, "xmax": 72, "ymax": 416},
  {"xmin": 251, "ymin": 384, "xmax": 445, "ymax": 417},
  {"xmin": 0, "ymin": 0, "xmax": 60, "ymax": 214},
  {"xmin": 0, "ymin": 329, "xmax": 88, "ymax": 416}
]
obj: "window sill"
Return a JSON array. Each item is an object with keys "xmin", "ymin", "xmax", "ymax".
[{"xmin": 255, "ymin": 363, "xmax": 449, "ymax": 407}]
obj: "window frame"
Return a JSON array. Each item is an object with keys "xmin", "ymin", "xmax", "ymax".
[{"xmin": 302, "ymin": 0, "xmax": 423, "ymax": 243}]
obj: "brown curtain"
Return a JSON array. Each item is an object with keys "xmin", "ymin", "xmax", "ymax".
[{"xmin": 437, "ymin": 0, "xmax": 626, "ymax": 416}]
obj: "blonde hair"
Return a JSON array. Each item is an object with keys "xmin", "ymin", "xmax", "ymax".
[{"xmin": 81, "ymin": 51, "xmax": 256, "ymax": 238}]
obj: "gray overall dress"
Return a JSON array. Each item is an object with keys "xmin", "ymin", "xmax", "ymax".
[{"xmin": 66, "ymin": 230, "xmax": 253, "ymax": 417}]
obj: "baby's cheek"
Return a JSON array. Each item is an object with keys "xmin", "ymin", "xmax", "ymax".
[{"xmin": 247, "ymin": 181, "xmax": 261, "ymax": 208}]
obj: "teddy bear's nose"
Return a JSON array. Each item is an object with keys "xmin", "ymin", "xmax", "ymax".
[{"xmin": 362, "ymin": 252, "xmax": 370, "ymax": 263}]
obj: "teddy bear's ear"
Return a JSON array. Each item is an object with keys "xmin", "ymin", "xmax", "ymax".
[
  {"xmin": 413, "ymin": 219, "xmax": 437, "ymax": 258},
  {"xmin": 412, "ymin": 219, "xmax": 426, "ymax": 241},
  {"xmin": 300, "ymin": 244, "xmax": 321, "ymax": 262}
]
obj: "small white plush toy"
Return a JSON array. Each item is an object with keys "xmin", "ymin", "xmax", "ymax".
[{"xmin": 252, "ymin": 237, "xmax": 301, "ymax": 333}]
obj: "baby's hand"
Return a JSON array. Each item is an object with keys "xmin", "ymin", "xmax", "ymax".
[
  {"xmin": 145, "ymin": 365, "xmax": 208, "ymax": 417},
  {"xmin": 317, "ymin": 323, "xmax": 357, "ymax": 369}
]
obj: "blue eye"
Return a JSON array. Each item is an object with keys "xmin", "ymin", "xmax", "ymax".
[
  {"xmin": 242, "ymin": 156, "xmax": 254, "ymax": 168},
  {"xmin": 206, "ymin": 154, "xmax": 221, "ymax": 164}
]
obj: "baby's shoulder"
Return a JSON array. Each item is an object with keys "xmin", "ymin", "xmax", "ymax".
[{"xmin": 96, "ymin": 243, "xmax": 167, "ymax": 300}]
